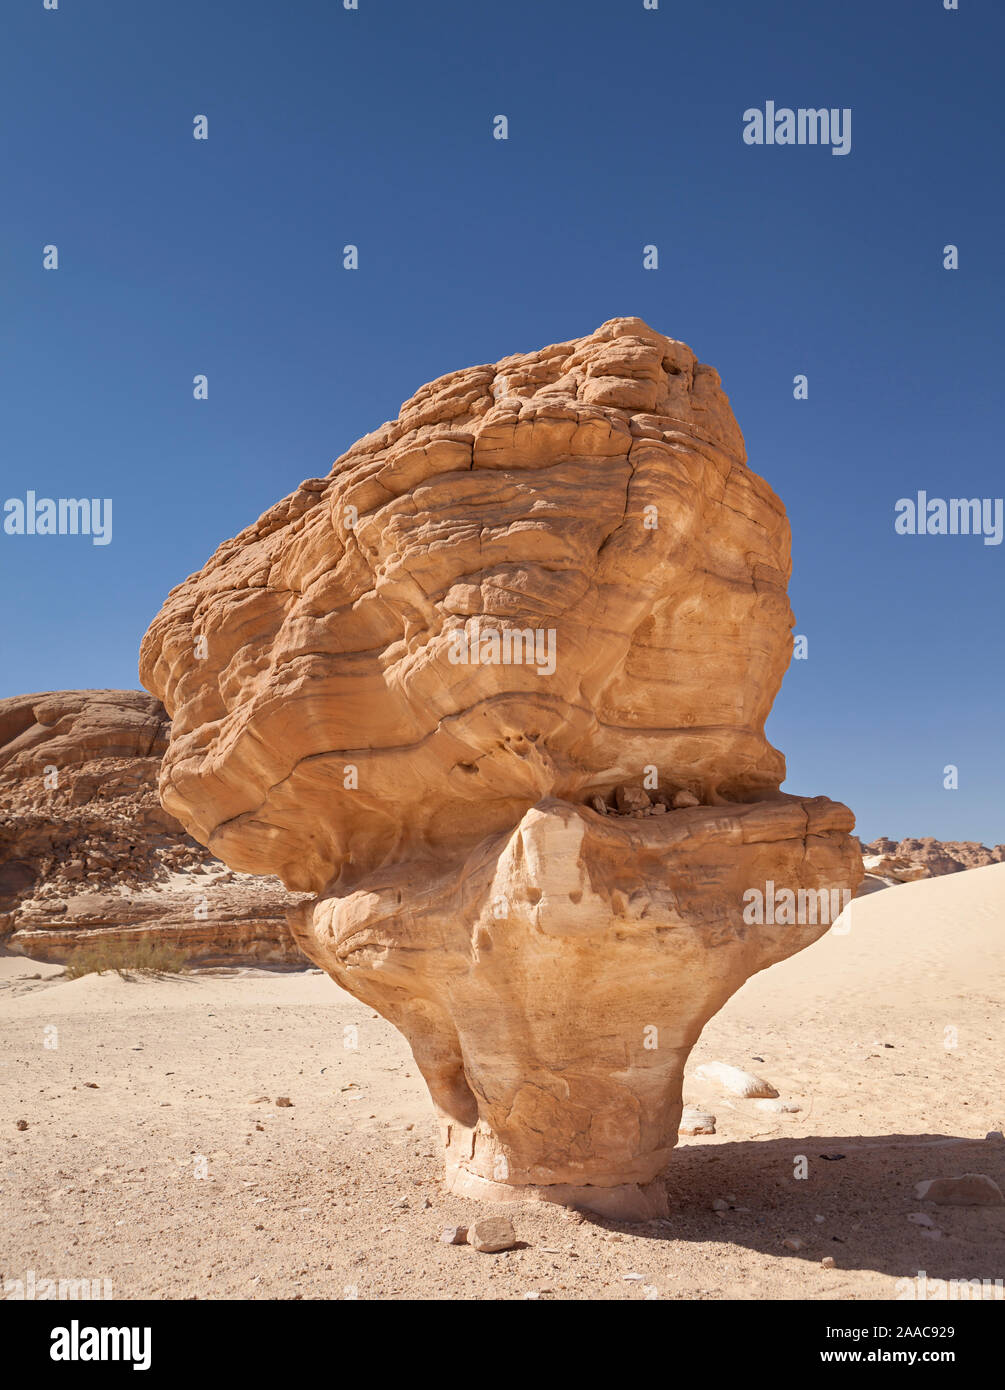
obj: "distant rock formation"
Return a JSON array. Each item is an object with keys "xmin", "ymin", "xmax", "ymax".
[
  {"xmin": 863, "ymin": 837, "xmax": 1005, "ymax": 875},
  {"xmin": 0, "ymin": 690, "xmax": 304, "ymax": 964},
  {"xmin": 140, "ymin": 317, "xmax": 862, "ymax": 1216}
]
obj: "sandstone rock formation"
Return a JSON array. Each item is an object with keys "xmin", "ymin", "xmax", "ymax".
[
  {"xmin": 858, "ymin": 852, "xmax": 931, "ymax": 894},
  {"xmin": 855, "ymin": 837, "xmax": 1005, "ymax": 895},
  {"xmin": 0, "ymin": 690, "xmax": 303, "ymax": 964},
  {"xmin": 861, "ymin": 837, "xmax": 1005, "ymax": 879},
  {"xmin": 140, "ymin": 317, "xmax": 862, "ymax": 1215}
]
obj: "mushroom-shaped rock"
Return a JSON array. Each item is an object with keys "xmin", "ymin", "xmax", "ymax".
[{"xmin": 139, "ymin": 317, "xmax": 862, "ymax": 1217}]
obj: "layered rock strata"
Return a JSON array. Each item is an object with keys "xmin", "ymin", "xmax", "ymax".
[
  {"xmin": 0, "ymin": 690, "xmax": 302, "ymax": 964},
  {"xmin": 141, "ymin": 318, "xmax": 862, "ymax": 1213}
]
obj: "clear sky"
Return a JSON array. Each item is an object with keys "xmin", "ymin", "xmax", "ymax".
[{"xmin": 1, "ymin": 0, "xmax": 1002, "ymax": 844}]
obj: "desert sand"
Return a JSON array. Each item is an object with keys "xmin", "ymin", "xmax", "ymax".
[{"xmin": 2, "ymin": 863, "xmax": 1002, "ymax": 1301}]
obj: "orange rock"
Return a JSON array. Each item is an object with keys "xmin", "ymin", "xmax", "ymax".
[
  {"xmin": 0, "ymin": 689, "xmax": 303, "ymax": 964},
  {"xmin": 140, "ymin": 318, "xmax": 862, "ymax": 1214}
]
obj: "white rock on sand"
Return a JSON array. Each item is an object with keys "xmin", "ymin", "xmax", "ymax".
[
  {"xmin": 679, "ymin": 1108, "xmax": 717, "ymax": 1136},
  {"xmin": 692, "ymin": 1062, "xmax": 778, "ymax": 1099}
]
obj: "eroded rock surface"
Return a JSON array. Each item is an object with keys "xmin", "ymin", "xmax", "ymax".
[
  {"xmin": 0, "ymin": 690, "xmax": 303, "ymax": 964},
  {"xmin": 288, "ymin": 795, "xmax": 854, "ymax": 1213},
  {"xmin": 856, "ymin": 838, "xmax": 1005, "ymax": 896},
  {"xmin": 862, "ymin": 838, "xmax": 1005, "ymax": 878},
  {"xmin": 140, "ymin": 317, "xmax": 862, "ymax": 1213}
]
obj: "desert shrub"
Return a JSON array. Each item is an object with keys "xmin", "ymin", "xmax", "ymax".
[{"xmin": 64, "ymin": 938, "xmax": 188, "ymax": 979}]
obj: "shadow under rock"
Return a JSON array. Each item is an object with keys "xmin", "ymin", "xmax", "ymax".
[{"xmin": 580, "ymin": 1132, "xmax": 1005, "ymax": 1282}]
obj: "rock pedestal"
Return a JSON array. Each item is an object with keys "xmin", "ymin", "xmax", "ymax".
[
  {"xmin": 140, "ymin": 318, "xmax": 863, "ymax": 1213},
  {"xmin": 288, "ymin": 795, "xmax": 857, "ymax": 1218}
]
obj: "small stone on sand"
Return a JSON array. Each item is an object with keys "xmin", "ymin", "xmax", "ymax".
[
  {"xmin": 468, "ymin": 1217, "xmax": 517, "ymax": 1253},
  {"xmin": 679, "ymin": 1107, "xmax": 716, "ymax": 1135}
]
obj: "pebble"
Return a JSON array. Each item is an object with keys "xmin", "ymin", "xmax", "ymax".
[
  {"xmin": 755, "ymin": 1099, "xmax": 801, "ymax": 1113},
  {"xmin": 906, "ymin": 1212, "xmax": 935, "ymax": 1226},
  {"xmin": 711, "ymin": 1198, "xmax": 730, "ymax": 1211},
  {"xmin": 821, "ymin": 1256, "xmax": 835, "ymax": 1269},
  {"xmin": 672, "ymin": 790, "xmax": 700, "ymax": 808},
  {"xmin": 275, "ymin": 1097, "xmax": 293, "ymax": 1107},
  {"xmin": 468, "ymin": 1217, "xmax": 518, "ymax": 1253},
  {"xmin": 439, "ymin": 1226, "xmax": 468, "ymax": 1245},
  {"xmin": 614, "ymin": 785, "xmax": 650, "ymax": 813},
  {"xmin": 782, "ymin": 1237, "xmax": 805, "ymax": 1251}
]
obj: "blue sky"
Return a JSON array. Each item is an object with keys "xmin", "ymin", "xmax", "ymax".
[{"xmin": 1, "ymin": 0, "xmax": 1002, "ymax": 844}]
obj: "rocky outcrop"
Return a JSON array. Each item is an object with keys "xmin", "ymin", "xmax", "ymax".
[
  {"xmin": 140, "ymin": 317, "xmax": 862, "ymax": 1214},
  {"xmin": 140, "ymin": 317, "xmax": 792, "ymax": 885},
  {"xmin": 856, "ymin": 837, "xmax": 1005, "ymax": 894},
  {"xmin": 861, "ymin": 837, "xmax": 1005, "ymax": 878},
  {"xmin": 0, "ymin": 690, "xmax": 303, "ymax": 964},
  {"xmin": 861, "ymin": 850, "xmax": 934, "ymax": 884}
]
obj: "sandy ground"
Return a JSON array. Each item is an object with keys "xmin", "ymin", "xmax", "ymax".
[{"xmin": 2, "ymin": 865, "xmax": 1003, "ymax": 1301}]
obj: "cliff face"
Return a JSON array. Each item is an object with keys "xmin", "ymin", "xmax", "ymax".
[{"xmin": 0, "ymin": 690, "xmax": 304, "ymax": 964}]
